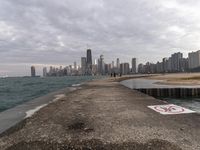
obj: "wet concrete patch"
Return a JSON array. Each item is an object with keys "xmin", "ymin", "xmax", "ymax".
[
  {"xmin": 68, "ymin": 122, "xmax": 85, "ymax": 130},
  {"xmin": 6, "ymin": 139, "xmax": 182, "ymax": 150},
  {"xmin": 68, "ymin": 121, "xmax": 94, "ymax": 133}
]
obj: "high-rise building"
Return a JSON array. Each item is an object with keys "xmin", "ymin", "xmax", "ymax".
[
  {"xmin": 171, "ymin": 52, "xmax": 183, "ymax": 72},
  {"xmin": 124, "ymin": 63, "xmax": 130, "ymax": 75},
  {"xmin": 68, "ymin": 65, "xmax": 72, "ymax": 75},
  {"xmin": 81, "ymin": 57, "xmax": 87, "ymax": 75},
  {"xmin": 144, "ymin": 62, "xmax": 151, "ymax": 73},
  {"xmin": 116, "ymin": 58, "xmax": 120, "ymax": 69},
  {"xmin": 43, "ymin": 67, "xmax": 47, "ymax": 77},
  {"xmin": 167, "ymin": 57, "xmax": 172, "ymax": 72},
  {"xmin": 105, "ymin": 63, "xmax": 111, "ymax": 75},
  {"xmin": 94, "ymin": 59, "xmax": 97, "ymax": 65},
  {"xmin": 92, "ymin": 64, "xmax": 98, "ymax": 75},
  {"xmin": 156, "ymin": 61, "xmax": 163, "ymax": 73},
  {"xmin": 98, "ymin": 55, "xmax": 105, "ymax": 75},
  {"xmin": 31, "ymin": 66, "xmax": 36, "ymax": 77},
  {"xmin": 60, "ymin": 66, "xmax": 62, "ymax": 70},
  {"xmin": 116, "ymin": 58, "xmax": 120, "ymax": 73},
  {"xmin": 138, "ymin": 63, "xmax": 144, "ymax": 74},
  {"xmin": 149, "ymin": 63, "xmax": 156, "ymax": 73},
  {"xmin": 188, "ymin": 50, "xmax": 200, "ymax": 69},
  {"xmin": 111, "ymin": 61, "xmax": 114, "ymax": 69},
  {"xmin": 180, "ymin": 58, "xmax": 189, "ymax": 72},
  {"xmin": 120, "ymin": 63, "xmax": 130, "ymax": 75},
  {"xmin": 131, "ymin": 58, "xmax": 137, "ymax": 73},
  {"xmin": 86, "ymin": 49, "xmax": 92, "ymax": 75},
  {"xmin": 162, "ymin": 58, "xmax": 168, "ymax": 73},
  {"xmin": 74, "ymin": 62, "xmax": 77, "ymax": 70},
  {"xmin": 87, "ymin": 49, "xmax": 92, "ymax": 64}
]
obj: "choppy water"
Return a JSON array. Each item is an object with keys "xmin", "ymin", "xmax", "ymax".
[{"xmin": 0, "ymin": 76, "xmax": 97, "ymax": 112}]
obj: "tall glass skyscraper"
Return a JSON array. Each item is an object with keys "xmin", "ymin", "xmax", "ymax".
[
  {"xmin": 86, "ymin": 49, "xmax": 92, "ymax": 75},
  {"xmin": 87, "ymin": 49, "xmax": 92, "ymax": 65}
]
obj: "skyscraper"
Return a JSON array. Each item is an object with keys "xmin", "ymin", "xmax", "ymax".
[
  {"xmin": 138, "ymin": 63, "xmax": 144, "ymax": 74},
  {"xmin": 81, "ymin": 57, "xmax": 87, "ymax": 75},
  {"xmin": 131, "ymin": 58, "xmax": 137, "ymax": 73},
  {"xmin": 111, "ymin": 61, "xmax": 114, "ymax": 69},
  {"xmin": 74, "ymin": 61, "xmax": 77, "ymax": 70},
  {"xmin": 116, "ymin": 58, "xmax": 120, "ymax": 73},
  {"xmin": 98, "ymin": 55, "xmax": 105, "ymax": 75},
  {"xmin": 167, "ymin": 57, "xmax": 172, "ymax": 72},
  {"xmin": 92, "ymin": 64, "xmax": 98, "ymax": 75},
  {"xmin": 43, "ymin": 67, "xmax": 47, "ymax": 77},
  {"xmin": 86, "ymin": 49, "xmax": 92, "ymax": 75},
  {"xmin": 162, "ymin": 58, "xmax": 168, "ymax": 73},
  {"xmin": 188, "ymin": 50, "xmax": 200, "ymax": 69},
  {"xmin": 171, "ymin": 52, "xmax": 183, "ymax": 72},
  {"xmin": 94, "ymin": 59, "xmax": 97, "ymax": 65},
  {"xmin": 120, "ymin": 63, "xmax": 130, "ymax": 75},
  {"xmin": 116, "ymin": 58, "xmax": 120, "ymax": 69},
  {"xmin": 31, "ymin": 66, "xmax": 36, "ymax": 77}
]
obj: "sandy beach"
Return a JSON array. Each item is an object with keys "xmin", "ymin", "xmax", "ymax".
[
  {"xmin": 0, "ymin": 77, "xmax": 199, "ymax": 150},
  {"xmin": 144, "ymin": 73, "xmax": 200, "ymax": 85}
]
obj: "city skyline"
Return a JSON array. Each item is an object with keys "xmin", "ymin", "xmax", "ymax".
[
  {"xmin": 2, "ymin": 48, "xmax": 200, "ymax": 77},
  {"xmin": 1, "ymin": 0, "xmax": 200, "ymax": 76},
  {"xmin": 1, "ymin": 47, "xmax": 200, "ymax": 77},
  {"xmin": 28, "ymin": 49, "xmax": 200, "ymax": 77}
]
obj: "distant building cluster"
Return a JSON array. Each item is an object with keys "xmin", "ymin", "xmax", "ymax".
[
  {"xmin": 31, "ymin": 49, "xmax": 200, "ymax": 77},
  {"xmin": 138, "ymin": 52, "xmax": 187, "ymax": 74},
  {"xmin": 138, "ymin": 50, "xmax": 200, "ymax": 74},
  {"xmin": 40, "ymin": 49, "xmax": 131, "ymax": 77}
]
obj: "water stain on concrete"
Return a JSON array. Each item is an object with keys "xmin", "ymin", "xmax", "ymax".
[{"xmin": 68, "ymin": 121, "xmax": 94, "ymax": 133}]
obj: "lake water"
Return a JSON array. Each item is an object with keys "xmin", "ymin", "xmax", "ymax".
[{"xmin": 0, "ymin": 76, "xmax": 98, "ymax": 112}]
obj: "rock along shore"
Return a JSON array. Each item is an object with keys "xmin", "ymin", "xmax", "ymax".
[{"xmin": 0, "ymin": 78, "xmax": 199, "ymax": 150}]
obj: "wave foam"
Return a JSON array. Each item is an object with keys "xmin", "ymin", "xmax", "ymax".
[
  {"xmin": 72, "ymin": 84, "xmax": 81, "ymax": 87},
  {"xmin": 52, "ymin": 94, "xmax": 66, "ymax": 102},
  {"xmin": 25, "ymin": 94, "xmax": 66, "ymax": 118},
  {"xmin": 25, "ymin": 104, "xmax": 48, "ymax": 118}
]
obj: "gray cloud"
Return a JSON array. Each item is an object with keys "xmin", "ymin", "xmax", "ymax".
[{"xmin": 0, "ymin": 0, "xmax": 200, "ymax": 76}]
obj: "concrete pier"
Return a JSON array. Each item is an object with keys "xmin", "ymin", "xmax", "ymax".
[{"xmin": 0, "ymin": 79, "xmax": 199, "ymax": 150}]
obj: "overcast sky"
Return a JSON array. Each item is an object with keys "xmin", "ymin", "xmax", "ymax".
[{"xmin": 1, "ymin": 0, "xmax": 200, "ymax": 76}]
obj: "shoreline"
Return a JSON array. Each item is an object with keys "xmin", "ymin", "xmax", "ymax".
[
  {"xmin": 0, "ymin": 85, "xmax": 80, "ymax": 135},
  {"xmin": 0, "ymin": 76, "xmax": 99, "ymax": 135},
  {"xmin": 114, "ymin": 73, "xmax": 200, "ymax": 86},
  {"xmin": 144, "ymin": 73, "xmax": 200, "ymax": 85}
]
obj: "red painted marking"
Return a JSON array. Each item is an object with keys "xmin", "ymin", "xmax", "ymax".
[{"xmin": 154, "ymin": 105, "xmax": 185, "ymax": 113}]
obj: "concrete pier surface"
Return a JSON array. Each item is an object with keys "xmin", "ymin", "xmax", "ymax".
[{"xmin": 0, "ymin": 78, "xmax": 199, "ymax": 150}]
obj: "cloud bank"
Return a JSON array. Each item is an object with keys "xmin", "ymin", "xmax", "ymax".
[{"xmin": 1, "ymin": 0, "xmax": 200, "ymax": 76}]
